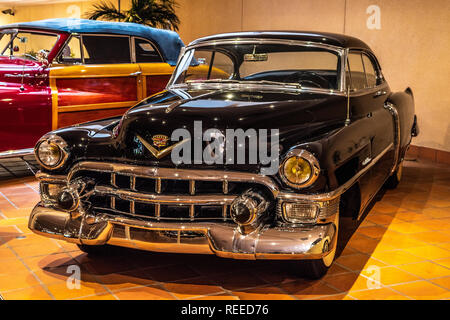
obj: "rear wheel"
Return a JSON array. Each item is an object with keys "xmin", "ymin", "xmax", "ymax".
[{"xmin": 385, "ymin": 161, "xmax": 403, "ymax": 189}]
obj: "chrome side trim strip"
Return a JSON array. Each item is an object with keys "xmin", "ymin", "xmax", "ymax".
[
  {"xmin": 0, "ymin": 148, "xmax": 34, "ymax": 159},
  {"xmin": 384, "ymin": 102, "xmax": 401, "ymax": 174}
]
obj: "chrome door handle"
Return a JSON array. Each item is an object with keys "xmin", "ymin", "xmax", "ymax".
[
  {"xmin": 129, "ymin": 71, "xmax": 142, "ymax": 76},
  {"xmin": 374, "ymin": 90, "xmax": 387, "ymax": 97}
]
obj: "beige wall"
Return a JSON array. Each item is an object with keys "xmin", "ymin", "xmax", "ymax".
[
  {"xmin": 176, "ymin": 0, "xmax": 450, "ymax": 152},
  {"xmin": 1, "ymin": 0, "xmax": 449, "ymax": 151}
]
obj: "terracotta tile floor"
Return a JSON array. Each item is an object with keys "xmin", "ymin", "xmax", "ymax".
[{"xmin": 0, "ymin": 159, "xmax": 449, "ymax": 300}]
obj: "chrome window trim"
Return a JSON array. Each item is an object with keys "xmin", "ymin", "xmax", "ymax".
[
  {"xmin": 131, "ymin": 35, "xmax": 136, "ymax": 64},
  {"xmin": 360, "ymin": 50, "xmax": 384, "ymax": 87},
  {"xmin": 347, "ymin": 82, "xmax": 389, "ymax": 97},
  {"xmin": 167, "ymin": 38, "xmax": 346, "ymax": 94},
  {"xmin": 0, "ymin": 28, "xmax": 61, "ymax": 60},
  {"xmin": 60, "ymin": 33, "xmax": 133, "ymax": 65},
  {"xmin": 344, "ymin": 48, "xmax": 386, "ymax": 94},
  {"xmin": 54, "ymin": 33, "xmax": 83, "ymax": 65},
  {"xmin": 132, "ymin": 36, "xmax": 164, "ymax": 64},
  {"xmin": 0, "ymin": 28, "xmax": 18, "ymax": 56}
]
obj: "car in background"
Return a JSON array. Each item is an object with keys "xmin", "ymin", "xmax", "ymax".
[
  {"xmin": 29, "ymin": 31, "xmax": 418, "ymax": 278},
  {"xmin": 0, "ymin": 18, "xmax": 185, "ymax": 157}
]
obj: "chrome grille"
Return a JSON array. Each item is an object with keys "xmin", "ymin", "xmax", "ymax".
[{"xmin": 70, "ymin": 164, "xmax": 277, "ymax": 222}]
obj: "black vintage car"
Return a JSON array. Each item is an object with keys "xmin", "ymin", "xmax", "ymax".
[{"xmin": 29, "ymin": 31, "xmax": 418, "ymax": 278}]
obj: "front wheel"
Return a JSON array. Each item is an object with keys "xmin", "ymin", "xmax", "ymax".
[
  {"xmin": 293, "ymin": 213, "xmax": 339, "ymax": 279},
  {"xmin": 302, "ymin": 243, "xmax": 337, "ymax": 279}
]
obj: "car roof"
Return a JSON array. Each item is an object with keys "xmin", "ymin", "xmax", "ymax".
[
  {"xmin": 189, "ymin": 31, "xmax": 372, "ymax": 51},
  {"xmin": 0, "ymin": 18, "xmax": 184, "ymax": 65}
]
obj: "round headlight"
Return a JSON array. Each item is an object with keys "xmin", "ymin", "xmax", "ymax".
[
  {"xmin": 279, "ymin": 149, "xmax": 320, "ymax": 189},
  {"xmin": 283, "ymin": 156, "xmax": 312, "ymax": 185},
  {"xmin": 35, "ymin": 135, "xmax": 68, "ymax": 169},
  {"xmin": 37, "ymin": 141, "xmax": 62, "ymax": 167}
]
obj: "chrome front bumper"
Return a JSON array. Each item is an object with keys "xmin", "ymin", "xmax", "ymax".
[{"xmin": 29, "ymin": 203, "xmax": 338, "ymax": 260}]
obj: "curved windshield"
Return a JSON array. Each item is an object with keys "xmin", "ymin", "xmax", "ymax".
[
  {"xmin": 170, "ymin": 42, "xmax": 342, "ymax": 91},
  {"xmin": 0, "ymin": 30, "xmax": 58, "ymax": 62}
]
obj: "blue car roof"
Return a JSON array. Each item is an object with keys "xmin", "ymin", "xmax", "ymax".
[{"xmin": 0, "ymin": 18, "xmax": 184, "ymax": 65}]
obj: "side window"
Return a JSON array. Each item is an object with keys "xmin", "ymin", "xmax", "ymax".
[
  {"xmin": 134, "ymin": 38, "xmax": 163, "ymax": 63},
  {"xmin": 58, "ymin": 35, "xmax": 82, "ymax": 64},
  {"xmin": 346, "ymin": 52, "xmax": 366, "ymax": 91},
  {"xmin": 361, "ymin": 53, "xmax": 378, "ymax": 87},
  {"xmin": 82, "ymin": 35, "xmax": 131, "ymax": 64},
  {"xmin": 0, "ymin": 33, "xmax": 11, "ymax": 55}
]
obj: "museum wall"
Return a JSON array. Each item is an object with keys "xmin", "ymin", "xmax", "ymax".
[{"xmin": 0, "ymin": 0, "xmax": 449, "ymax": 152}]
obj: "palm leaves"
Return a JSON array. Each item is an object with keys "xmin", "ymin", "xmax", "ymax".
[{"xmin": 85, "ymin": 0, "xmax": 180, "ymax": 31}]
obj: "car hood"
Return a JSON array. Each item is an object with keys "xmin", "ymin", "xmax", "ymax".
[
  {"xmin": 0, "ymin": 56, "xmax": 46, "ymax": 85},
  {"xmin": 124, "ymin": 88, "xmax": 346, "ymax": 134},
  {"xmin": 96, "ymin": 88, "xmax": 348, "ymax": 169}
]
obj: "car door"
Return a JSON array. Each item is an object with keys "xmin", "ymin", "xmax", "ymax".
[
  {"xmin": 49, "ymin": 34, "xmax": 141, "ymax": 129},
  {"xmin": 132, "ymin": 36, "xmax": 174, "ymax": 98},
  {"xmin": 346, "ymin": 50, "xmax": 394, "ymax": 208},
  {"xmin": 0, "ymin": 29, "xmax": 56, "ymax": 152}
]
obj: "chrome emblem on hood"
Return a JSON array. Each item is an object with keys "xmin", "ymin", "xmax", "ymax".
[
  {"xmin": 136, "ymin": 135, "xmax": 189, "ymax": 159},
  {"xmin": 152, "ymin": 134, "xmax": 169, "ymax": 148}
]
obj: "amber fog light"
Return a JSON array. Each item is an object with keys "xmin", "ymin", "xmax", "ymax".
[
  {"xmin": 283, "ymin": 202, "xmax": 319, "ymax": 223},
  {"xmin": 231, "ymin": 198, "xmax": 257, "ymax": 225},
  {"xmin": 40, "ymin": 183, "xmax": 65, "ymax": 203},
  {"xmin": 230, "ymin": 189, "xmax": 269, "ymax": 226},
  {"xmin": 57, "ymin": 190, "xmax": 78, "ymax": 211}
]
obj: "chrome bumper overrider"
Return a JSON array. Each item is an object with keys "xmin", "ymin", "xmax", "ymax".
[{"xmin": 29, "ymin": 203, "xmax": 337, "ymax": 260}]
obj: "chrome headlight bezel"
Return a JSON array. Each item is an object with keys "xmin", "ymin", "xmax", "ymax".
[
  {"xmin": 279, "ymin": 149, "xmax": 320, "ymax": 189},
  {"xmin": 34, "ymin": 135, "xmax": 69, "ymax": 170}
]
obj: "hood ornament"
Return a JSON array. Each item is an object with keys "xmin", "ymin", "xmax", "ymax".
[{"xmin": 137, "ymin": 135, "xmax": 189, "ymax": 159}]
